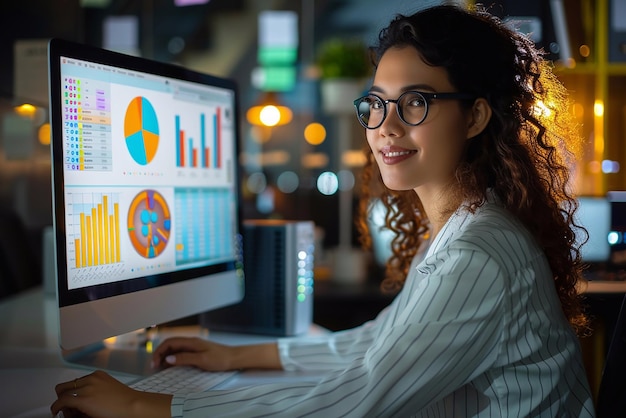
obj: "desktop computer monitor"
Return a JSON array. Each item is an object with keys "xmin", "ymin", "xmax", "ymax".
[
  {"xmin": 608, "ymin": 191, "xmax": 626, "ymax": 270},
  {"xmin": 575, "ymin": 196, "xmax": 611, "ymax": 265},
  {"xmin": 47, "ymin": 38, "xmax": 244, "ymax": 371}
]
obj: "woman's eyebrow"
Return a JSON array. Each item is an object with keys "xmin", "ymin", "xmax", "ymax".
[{"xmin": 368, "ymin": 83, "xmax": 437, "ymax": 94}]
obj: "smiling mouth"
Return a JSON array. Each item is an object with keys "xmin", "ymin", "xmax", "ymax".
[
  {"xmin": 382, "ymin": 150, "xmax": 414, "ymax": 158},
  {"xmin": 380, "ymin": 149, "xmax": 417, "ymax": 164}
]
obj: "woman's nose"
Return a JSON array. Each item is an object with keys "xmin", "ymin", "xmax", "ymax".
[{"xmin": 378, "ymin": 103, "xmax": 404, "ymax": 137}]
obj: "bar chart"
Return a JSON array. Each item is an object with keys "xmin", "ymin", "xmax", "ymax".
[
  {"xmin": 175, "ymin": 108, "xmax": 222, "ymax": 169},
  {"xmin": 66, "ymin": 192, "xmax": 121, "ymax": 269}
]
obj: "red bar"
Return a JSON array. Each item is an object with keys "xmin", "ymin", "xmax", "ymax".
[
  {"xmin": 204, "ymin": 148, "xmax": 209, "ymax": 168},
  {"xmin": 192, "ymin": 148, "xmax": 198, "ymax": 168},
  {"xmin": 179, "ymin": 130, "xmax": 185, "ymax": 167},
  {"xmin": 217, "ymin": 107, "xmax": 221, "ymax": 168}
]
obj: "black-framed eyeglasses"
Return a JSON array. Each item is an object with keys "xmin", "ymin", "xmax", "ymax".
[{"xmin": 353, "ymin": 91, "xmax": 476, "ymax": 129}]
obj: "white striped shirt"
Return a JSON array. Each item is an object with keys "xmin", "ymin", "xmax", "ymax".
[{"xmin": 171, "ymin": 200, "xmax": 595, "ymax": 417}]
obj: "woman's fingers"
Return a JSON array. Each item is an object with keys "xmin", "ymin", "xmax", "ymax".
[{"xmin": 152, "ymin": 336, "xmax": 210, "ymax": 367}]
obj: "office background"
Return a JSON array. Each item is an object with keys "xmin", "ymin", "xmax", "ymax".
[
  {"xmin": 1, "ymin": 0, "xmax": 626, "ymax": 393},
  {"xmin": 0, "ymin": 0, "xmax": 449, "ymax": 299}
]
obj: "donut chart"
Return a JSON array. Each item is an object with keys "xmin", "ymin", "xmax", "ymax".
[
  {"xmin": 128, "ymin": 190, "xmax": 171, "ymax": 258},
  {"xmin": 124, "ymin": 96, "xmax": 160, "ymax": 165}
]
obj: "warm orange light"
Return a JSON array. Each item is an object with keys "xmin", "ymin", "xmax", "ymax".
[
  {"xmin": 579, "ymin": 45, "xmax": 590, "ymax": 58},
  {"xmin": 260, "ymin": 105, "xmax": 280, "ymax": 126},
  {"xmin": 259, "ymin": 150, "xmax": 290, "ymax": 166},
  {"xmin": 14, "ymin": 103, "xmax": 37, "ymax": 117},
  {"xmin": 593, "ymin": 100, "xmax": 605, "ymax": 158},
  {"xmin": 246, "ymin": 92, "xmax": 293, "ymax": 127},
  {"xmin": 103, "ymin": 336, "xmax": 118, "ymax": 346},
  {"xmin": 247, "ymin": 104, "xmax": 292, "ymax": 127},
  {"xmin": 342, "ymin": 150, "xmax": 367, "ymax": 167},
  {"xmin": 38, "ymin": 123, "xmax": 51, "ymax": 145},
  {"xmin": 304, "ymin": 122, "xmax": 326, "ymax": 145},
  {"xmin": 301, "ymin": 152, "xmax": 329, "ymax": 169},
  {"xmin": 594, "ymin": 100, "xmax": 604, "ymax": 117}
]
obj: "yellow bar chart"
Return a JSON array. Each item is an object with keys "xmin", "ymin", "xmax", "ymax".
[{"xmin": 68, "ymin": 192, "xmax": 121, "ymax": 268}]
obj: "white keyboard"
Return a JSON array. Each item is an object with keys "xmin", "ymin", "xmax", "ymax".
[{"xmin": 130, "ymin": 366, "xmax": 238, "ymax": 394}]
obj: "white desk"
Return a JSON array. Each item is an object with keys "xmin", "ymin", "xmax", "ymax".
[
  {"xmin": 0, "ymin": 288, "xmax": 76, "ymax": 417},
  {"xmin": 0, "ymin": 288, "xmax": 326, "ymax": 417},
  {"xmin": 2, "ymin": 282, "xmax": 624, "ymax": 417}
]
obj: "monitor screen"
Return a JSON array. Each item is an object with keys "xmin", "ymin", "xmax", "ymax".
[
  {"xmin": 574, "ymin": 196, "xmax": 611, "ymax": 264},
  {"xmin": 48, "ymin": 38, "xmax": 244, "ymax": 356},
  {"xmin": 608, "ymin": 191, "xmax": 626, "ymax": 269}
]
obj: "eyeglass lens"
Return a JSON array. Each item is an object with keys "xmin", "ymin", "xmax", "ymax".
[{"xmin": 355, "ymin": 92, "xmax": 427, "ymax": 129}]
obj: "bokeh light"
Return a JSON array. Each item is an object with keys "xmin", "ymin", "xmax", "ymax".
[
  {"xmin": 338, "ymin": 169, "xmax": 355, "ymax": 191},
  {"xmin": 317, "ymin": 171, "xmax": 339, "ymax": 195},
  {"xmin": 38, "ymin": 123, "xmax": 51, "ymax": 145},
  {"xmin": 259, "ymin": 105, "xmax": 281, "ymax": 126},
  {"xmin": 304, "ymin": 122, "xmax": 326, "ymax": 145},
  {"xmin": 277, "ymin": 171, "xmax": 299, "ymax": 193},
  {"xmin": 246, "ymin": 172, "xmax": 267, "ymax": 194}
]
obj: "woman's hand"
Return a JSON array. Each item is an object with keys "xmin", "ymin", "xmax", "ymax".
[
  {"xmin": 152, "ymin": 336, "xmax": 239, "ymax": 371},
  {"xmin": 49, "ymin": 337, "xmax": 280, "ymax": 417},
  {"xmin": 50, "ymin": 370, "xmax": 172, "ymax": 418},
  {"xmin": 152, "ymin": 336, "xmax": 282, "ymax": 371}
]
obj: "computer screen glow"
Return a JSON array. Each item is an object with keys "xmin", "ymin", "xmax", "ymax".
[{"xmin": 49, "ymin": 39, "xmax": 244, "ymax": 351}]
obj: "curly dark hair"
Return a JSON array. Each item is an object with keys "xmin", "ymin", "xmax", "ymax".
[{"xmin": 356, "ymin": 4, "xmax": 589, "ymax": 335}]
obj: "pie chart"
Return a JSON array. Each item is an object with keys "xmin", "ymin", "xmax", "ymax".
[
  {"xmin": 124, "ymin": 96, "xmax": 159, "ymax": 165},
  {"xmin": 128, "ymin": 189, "xmax": 171, "ymax": 258}
]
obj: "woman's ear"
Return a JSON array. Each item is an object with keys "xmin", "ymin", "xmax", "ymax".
[{"xmin": 466, "ymin": 98, "xmax": 492, "ymax": 139}]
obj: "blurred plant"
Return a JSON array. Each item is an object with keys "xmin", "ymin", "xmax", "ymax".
[{"xmin": 315, "ymin": 38, "xmax": 372, "ymax": 79}]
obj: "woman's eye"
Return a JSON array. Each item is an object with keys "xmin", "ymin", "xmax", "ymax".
[
  {"xmin": 371, "ymin": 100, "xmax": 384, "ymax": 110},
  {"xmin": 407, "ymin": 98, "xmax": 425, "ymax": 107}
]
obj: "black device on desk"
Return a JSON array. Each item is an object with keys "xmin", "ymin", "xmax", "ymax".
[
  {"xmin": 201, "ymin": 219, "xmax": 315, "ymax": 337},
  {"xmin": 48, "ymin": 38, "xmax": 245, "ymax": 374}
]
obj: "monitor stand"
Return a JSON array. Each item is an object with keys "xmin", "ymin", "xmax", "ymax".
[{"xmin": 61, "ymin": 326, "xmax": 209, "ymax": 377}]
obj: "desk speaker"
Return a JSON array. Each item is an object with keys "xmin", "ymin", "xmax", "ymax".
[{"xmin": 201, "ymin": 219, "xmax": 314, "ymax": 336}]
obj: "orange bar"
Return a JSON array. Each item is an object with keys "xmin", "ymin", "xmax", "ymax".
[
  {"xmin": 114, "ymin": 202, "xmax": 120, "ymax": 263},
  {"xmin": 74, "ymin": 239, "xmax": 80, "ymax": 269},
  {"xmin": 91, "ymin": 208, "xmax": 98, "ymax": 265},
  {"xmin": 103, "ymin": 195, "xmax": 110, "ymax": 264},
  {"xmin": 86, "ymin": 215, "xmax": 93, "ymax": 266},
  {"xmin": 98, "ymin": 203, "xmax": 104, "ymax": 264},
  {"xmin": 192, "ymin": 148, "xmax": 198, "ymax": 168},
  {"xmin": 80, "ymin": 212, "xmax": 86, "ymax": 268},
  {"xmin": 109, "ymin": 215, "xmax": 115, "ymax": 263}
]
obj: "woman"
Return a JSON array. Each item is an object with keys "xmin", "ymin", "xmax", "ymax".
[{"xmin": 52, "ymin": 4, "xmax": 595, "ymax": 417}]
